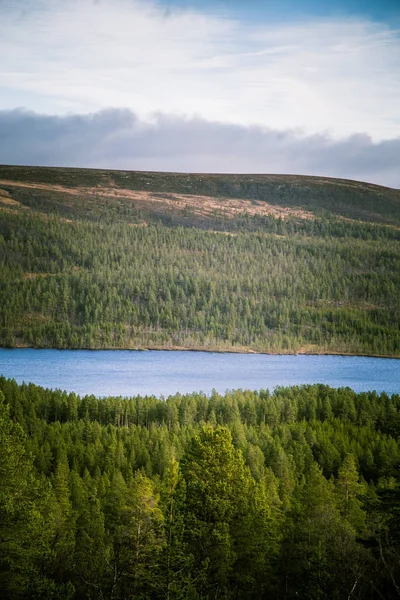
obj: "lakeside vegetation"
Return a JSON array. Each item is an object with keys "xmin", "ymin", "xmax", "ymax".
[
  {"xmin": 2, "ymin": 378, "xmax": 400, "ymax": 599},
  {"xmin": 0, "ymin": 166, "xmax": 400, "ymax": 356}
]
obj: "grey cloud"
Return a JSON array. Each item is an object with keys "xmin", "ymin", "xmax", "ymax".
[{"xmin": 0, "ymin": 108, "xmax": 399, "ymax": 188}]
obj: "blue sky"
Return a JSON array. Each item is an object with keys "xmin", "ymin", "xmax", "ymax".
[
  {"xmin": 158, "ymin": 0, "xmax": 400, "ymax": 21},
  {"xmin": 1, "ymin": 0, "xmax": 399, "ymax": 185}
]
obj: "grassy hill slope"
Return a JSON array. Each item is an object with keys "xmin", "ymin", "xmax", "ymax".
[{"xmin": 1, "ymin": 164, "xmax": 400, "ymax": 226}]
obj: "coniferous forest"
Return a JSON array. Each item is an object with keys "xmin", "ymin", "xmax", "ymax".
[
  {"xmin": 0, "ymin": 166, "xmax": 400, "ymax": 356},
  {"xmin": 2, "ymin": 378, "xmax": 400, "ymax": 599}
]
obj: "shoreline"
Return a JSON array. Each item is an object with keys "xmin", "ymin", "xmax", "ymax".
[{"xmin": 2, "ymin": 344, "xmax": 400, "ymax": 360}]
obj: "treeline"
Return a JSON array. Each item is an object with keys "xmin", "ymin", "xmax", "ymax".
[
  {"xmin": 1, "ymin": 378, "xmax": 400, "ymax": 598},
  {"xmin": 1, "ymin": 209, "xmax": 399, "ymax": 355}
]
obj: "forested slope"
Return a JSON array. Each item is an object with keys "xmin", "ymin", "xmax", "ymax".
[
  {"xmin": 2, "ymin": 378, "xmax": 400, "ymax": 599},
  {"xmin": 1, "ymin": 165, "xmax": 399, "ymax": 355}
]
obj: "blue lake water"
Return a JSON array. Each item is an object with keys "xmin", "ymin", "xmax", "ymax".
[{"xmin": 0, "ymin": 348, "xmax": 399, "ymax": 397}]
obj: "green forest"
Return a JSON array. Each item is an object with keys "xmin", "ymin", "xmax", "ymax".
[
  {"xmin": 1, "ymin": 166, "xmax": 400, "ymax": 597},
  {"xmin": 2, "ymin": 377, "xmax": 400, "ymax": 599},
  {"xmin": 1, "ymin": 166, "xmax": 400, "ymax": 356}
]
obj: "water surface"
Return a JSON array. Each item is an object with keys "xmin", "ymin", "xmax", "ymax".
[{"xmin": 0, "ymin": 349, "xmax": 399, "ymax": 397}]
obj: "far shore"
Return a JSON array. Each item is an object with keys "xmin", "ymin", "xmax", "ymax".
[{"xmin": 3, "ymin": 343, "xmax": 399, "ymax": 360}]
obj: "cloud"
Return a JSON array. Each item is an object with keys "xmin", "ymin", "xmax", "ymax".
[
  {"xmin": 1, "ymin": 0, "xmax": 400, "ymax": 140},
  {"xmin": 1, "ymin": 108, "xmax": 399, "ymax": 188}
]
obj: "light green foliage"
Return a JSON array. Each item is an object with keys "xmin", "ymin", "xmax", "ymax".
[
  {"xmin": 104, "ymin": 471, "xmax": 165, "ymax": 599},
  {"xmin": 179, "ymin": 427, "xmax": 248, "ymax": 596},
  {"xmin": 1, "ymin": 379, "xmax": 400, "ymax": 597},
  {"xmin": 335, "ymin": 453, "xmax": 366, "ymax": 531}
]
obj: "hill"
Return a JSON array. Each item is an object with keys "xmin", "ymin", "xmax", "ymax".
[
  {"xmin": 0, "ymin": 165, "xmax": 399, "ymax": 355},
  {"xmin": 1, "ymin": 164, "xmax": 400, "ymax": 228}
]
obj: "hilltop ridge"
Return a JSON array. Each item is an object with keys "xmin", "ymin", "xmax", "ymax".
[{"xmin": 1, "ymin": 165, "xmax": 399, "ymax": 228}]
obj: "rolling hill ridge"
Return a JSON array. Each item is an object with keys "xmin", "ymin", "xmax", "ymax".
[{"xmin": 1, "ymin": 165, "xmax": 399, "ymax": 228}]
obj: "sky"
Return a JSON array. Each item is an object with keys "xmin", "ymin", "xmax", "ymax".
[{"xmin": 1, "ymin": 0, "xmax": 399, "ymax": 187}]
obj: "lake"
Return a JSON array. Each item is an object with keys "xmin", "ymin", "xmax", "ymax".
[{"xmin": 0, "ymin": 348, "xmax": 399, "ymax": 397}]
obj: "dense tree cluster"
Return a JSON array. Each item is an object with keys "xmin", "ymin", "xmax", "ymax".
[
  {"xmin": 0, "ymin": 208, "xmax": 399, "ymax": 355},
  {"xmin": 1, "ymin": 377, "xmax": 400, "ymax": 599}
]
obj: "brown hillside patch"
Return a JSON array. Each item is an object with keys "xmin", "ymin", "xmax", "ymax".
[
  {"xmin": 0, "ymin": 179, "xmax": 315, "ymax": 221},
  {"xmin": 296, "ymin": 344, "xmax": 319, "ymax": 354},
  {"xmin": 147, "ymin": 191, "xmax": 315, "ymax": 220},
  {"xmin": 0, "ymin": 194, "xmax": 24, "ymax": 207}
]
